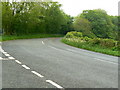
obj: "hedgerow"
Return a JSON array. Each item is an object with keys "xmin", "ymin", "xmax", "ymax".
[{"xmin": 62, "ymin": 31, "xmax": 119, "ymax": 56}]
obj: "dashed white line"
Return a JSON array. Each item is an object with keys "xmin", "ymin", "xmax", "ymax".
[
  {"xmin": 1, "ymin": 48, "xmax": 64, "ymax": 89},
  {"xmin": 31, "ymin": 71, "xmax": 44, "ymax": 78},
  {"xmin": 15, "ymin": 60, "xmax": 22, "ymax": 64},
  {"xmin": 8, "ymin": 57, "xmax": 15, "ymax": 59},
  {"xmin": 94, "ymin": 58, "xmax": 118, "ymax": 65},
  {"xmin": 22, "ymin": 65, "xmax": 30, "ymax": 69},
  {"xmin": 0, "ymin": 57, "xmax": 3, "ymax": 60},
  {"xmin": 4, "ymin": 53, "xmax": 10, "ymax": 57},
  {"xmin": 0, "ymin": 49, "xmax": 4, "ymax": 53},
  {"xmin": 42, "ymin": 41, "xmax": 45, "ymax": 45},
  {"xmin": 46, "ymin": 80, "xmax": 63, "ymax": 89},
  {"xmin": 2, "ymin": 52, "xmax": 7, "ymax": 54}
]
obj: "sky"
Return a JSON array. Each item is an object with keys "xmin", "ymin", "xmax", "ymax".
[{"xmin": 53, "ymin": 0, "xmax": 119, "ymax": 16}]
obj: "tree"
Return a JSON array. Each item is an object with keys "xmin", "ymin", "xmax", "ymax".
[
  {"xmin": 60, "ymin": 13, "xmax": 74, "ymax": 34},
  {"xmin": 73, "ymin": 17, "xmax": 95, "ymax": 38},
  {"xmin": 44, "ymin": 2, "xmax": 66, "ymax": 34},
  {"xmin": 2, "ymin": 2, "xmax": 13, "ymax": 35},
  {"xmin": 2, "ymin": 2, "xmax": 71, "ymax": 35},
  {"xmin": 0, "ymin": 3, "xmax": 2, "ymax": 33},
  {"xmin": 109, "ymin": 16, "xmax": 118, "ymax": 40},
  {"xmin": 80, "ymin": 9, "xmax": 114, "ymax": 39}
]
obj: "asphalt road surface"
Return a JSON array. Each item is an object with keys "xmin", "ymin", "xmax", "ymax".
[{"xmin": 1, "ymin": 38, "xmax": 118, "ymax": 88}]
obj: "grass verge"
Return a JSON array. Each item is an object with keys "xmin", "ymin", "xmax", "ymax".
[
  {"xmin": 61, "ymin": 38, "xmax": 119, "ymax": 56},
  {"xmin": 0, "ymin": 34, "xmax": 63, "ymax": 41}
]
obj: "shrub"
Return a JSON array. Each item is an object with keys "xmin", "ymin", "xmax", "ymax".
[
  {"xmin": 64, "ymin": 31, "xmax": 119, "ymax": 50},
  {"xmin": 100, "ymin": 39, "xmax": 117, "ymax": 48},
  {"xmin": 71, "ymin": 31, "xmax": 83, "ymax": 37},
  {"xmin": 83, "ymin": 36, "xmax": 91, "ymax": 41},
  {"xmin": 89, "ymin": 38, "xmax": 101, "ymax": 45},
  {"xmin": 65, "ymin": 32, "xmax": 75, "ymax": 38},
  {"xmin": 65, "ymin": 31, "xmax": 83, "ymax": 38}
]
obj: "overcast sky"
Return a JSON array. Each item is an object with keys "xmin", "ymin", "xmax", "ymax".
[{"xmin": 53, "ymin": 0, "xmax": 119, "ymax": 16}]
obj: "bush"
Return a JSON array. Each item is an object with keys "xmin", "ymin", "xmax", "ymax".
[
  {"xmin": 83, "ymin": 36, "xmax": 91, "ymax": 41},
  {"xmin": 100, "ymin": 39, "xmax": 117, "ymax": 48},
  {"xmin": 65, "ymin": 32, "xmax": 75, "ymax": 38},
  {"xmin": 65, "ymin": 31, "xmax": 83, "ymax": 38},
  {"xmin": 64, "ymin": 31, "xmax": 118, "ymax": 49},
  {"xmin": 71, "ymin": 31, "xmax": 83, "ymax": 37},
  {"xmin": 89, "ymin": 38, "xmax": 117, "ymax": 48},
  {"xmin": 89, "ymin": 38, "xmax": 101, "ymax": 45}
]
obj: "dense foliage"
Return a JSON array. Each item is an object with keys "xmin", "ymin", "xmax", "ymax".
[
  {"xmin": 2, "ymin": 2, "xmax": 73, "ymax": 35},
  {"xmin": 62, "ymin": 31, "xmax": 119, "ymax": 56},
  {"xmin": 2, "ymin": 2, "xmax": 119, "ymax": 41},
  {"xmin": 73, "ymin": 9, "xmax": 118, "ymax": 40},
  {"xmin": 2, "ymin": 2, "xmax": 119, "ymax": 56}
]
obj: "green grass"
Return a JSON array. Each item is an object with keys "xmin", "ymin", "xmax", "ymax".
[
  {"xmin": 61, "ymin": 38, "xmax": 119, "ymax": 56},
  {"xmin": 0, "ymin": 34, "xmax": 63, "ymax": 41}
]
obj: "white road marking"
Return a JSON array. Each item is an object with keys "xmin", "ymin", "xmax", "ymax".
[
  {"xmin": 67, "ymin": 48, "xmax": 79, "ymax": 53},
  {"xmin": 50, "ymin": 46, "xmax": 57, "ymax": 49},
  {"xmin": 0, "ymin": 47, "xmax": 4, "ymax": 52},
  {"xmin": 22, "ymin": 65, "xmax": 30, "ymax": 69},
  {"xmin": 15, "ymin": 60, "xmax": 22, "ymax": 64},
  {"xmin": 4, "ymin": 53, "xmax": 10, "ymax": 57},
  {"xmin": 8, "ymin": 57, "xmax": 15, "ymax": 59},
  {"xmin": 94, "ymin": 58, "xmax": 118, "ymax": 65},
  {"xmin": 67, "ymin": 48, "xmax": 118, "ymax": 64},
  {"xmin": 1, "ymin": 58, "xmax": 10, "ymax": 60},
  {"xmin": 1, "ymin": 50, "xmax": 4, "ymax": 52},
  {"xmin": 49, "ymin": 46, "xmax": 68, "ymax": 53},
  {"xmin": 31, "ymin": 71, "xmax": 44, "ymax": 78},
  {"xmin": 0, "ymin": 57, "xmax": 3, "ymax": 60},
  {"xmin": 42, "ymin": 41, "xmax": 45, "ymax": 45},
  {"xmin": 49, "ymin": 46, "xmax": 61, "ymax": 51},
  {"xmin": 1, "ymin": 46, "xmax": 64, "ymax": 89},
  {"xmin": 67, "ymin": 48, "xmax": 118, "ymax": 65},
  {"xmin": 67, "ymin": 48, "xmax": 75, "ymax": 52},
  {"xmin": 2, "ymin": 52, "xmax": 7, "ymax": 54},
  {"xmin": 46, "ymin": 80, "xmax": 63, "ymax": 89}
]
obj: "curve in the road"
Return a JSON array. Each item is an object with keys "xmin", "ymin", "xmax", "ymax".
[{"xmin": 2, "ymin": 38, "xmax": 118, "ymax": 88}]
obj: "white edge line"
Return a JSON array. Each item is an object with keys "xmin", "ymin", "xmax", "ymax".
[
  {"xmin": 95, "ymin": 58, "xmax": 118, "ymax": 65},
  {"xmin": 49, "ymin": 46, "xmax": 60, "ymax": 51},
  {"xmin": 0, "ymin": 57, "xmax": 3, "ymax": 60},
  {"xmin": 46, "ymin": 80, "xmax": 63, "ymax": 89},
  {"xmin": 2, "ymin": 52, "xmax": 7, "ymax": 54},
  {"xmin": 22, "ymin": 65, "xmax": 30, "ymax": 69},
  {"xmin": 15, "ymin": 60, "xmax": 22, "ymax": 64},
  {"xmin": 31, "ymin": 71, "xmax": 44, "ymax": 78}
]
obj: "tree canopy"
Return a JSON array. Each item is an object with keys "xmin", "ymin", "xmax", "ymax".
[
  {"xmin": 73, "ymin": 9, "xmax": 118, "ymax": 40},
  {"xmin": 73, "ymin": 17, "xmax": 95, "ymax": 38},
  {"xmin": 2, "ymin": 3, "xmax": 118, "ymax": 40},
  {"xmin": 2, "ymin": 2, "xmax": 73, "ymax": 35}
]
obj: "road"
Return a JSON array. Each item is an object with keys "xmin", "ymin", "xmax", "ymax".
[{"xmin": 0, "ymin": 38, "xmax": 118, "ymax": 88}]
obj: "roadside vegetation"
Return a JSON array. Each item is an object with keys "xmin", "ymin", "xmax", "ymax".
[
  {"xmin": 2, "ymin": 2, "xmax": 73, "ymax": 38},
  {"xmin": 61, "ymin": 9, "xmax": 119, "ymax": 56},
  {"xmin": 1, "ymin": 1, "xmax": 119, "ymax": 56},
  {"xmin": 62, "ymin": 31, "xmax": 119, "ymax": 56},
  {"xmin": 0, "ymin": 34, "xmax": 63, "ymax": 41}
]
